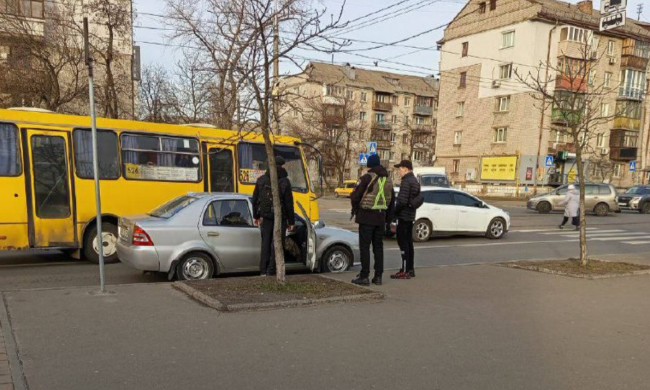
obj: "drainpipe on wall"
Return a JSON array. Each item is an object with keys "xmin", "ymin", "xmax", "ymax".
[
  {"xmin": 644, "ymin": 106, "xmax": 650, "ymax": 184},
  {"xmin": 534, "ymin": 21, "xmax": 559, "ymax": 195}
]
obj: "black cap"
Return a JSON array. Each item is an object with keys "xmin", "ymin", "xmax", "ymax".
[
  {"xmin": 275, "ymin": 156, "xmax": 286, "ymax": 166},
  {"xmin": 367, "ymin": 154, "xmax": 381, "ymax": 168},
  {"xmin": 394, "ymin": 160, "xmax": 413, "ymax": 170}
]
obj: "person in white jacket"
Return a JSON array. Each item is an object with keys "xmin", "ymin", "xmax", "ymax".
[{"xmin": 558, "ymin": 184, "xmax": 580, "ymax": 230}]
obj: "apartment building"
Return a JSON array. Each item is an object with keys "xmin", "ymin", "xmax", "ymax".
[
  {"xmin": 437, "ymin": 0, "xmax": 650, "ymax": 188},
  {"xmin": 0, "ymin": 0, "xmax": 136, "ymax": 117},
  {"xmin": 282, "ymin": 61, "xmax": 439, "ymax": 185}
]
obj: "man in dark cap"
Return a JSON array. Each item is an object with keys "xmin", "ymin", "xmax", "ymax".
[
  {"xmin": 350, "ymin": 154, "xmax": 394, "ymax": 286},
  {"xmin": 252, "ymin": 156, "xmax": 295, "ymax": 276},
  {"xmin": 392, "ymin": 160, "xmax": 420, "ymax": 279}
]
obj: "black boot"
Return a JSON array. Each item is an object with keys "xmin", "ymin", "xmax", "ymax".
[
  {"xmin": 371, "ymin": 275, "xmax": 382, "ymax": 285},
  {"xmin": 352, "ymin": 276, "xmax": 370, "ymax": 286}
]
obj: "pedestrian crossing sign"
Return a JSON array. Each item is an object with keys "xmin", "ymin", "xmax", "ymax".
[
  {"xmin": 359, "ymin": 153, "xmax": 368, "ymax": 166},
  {"xmin": 367, "ymin": 142, "xmax": 377, "ymax": 155},
  {"xmin": 630, "ymin": 161, "xmax": 637, "ymax": 172},
  {"xmin": 545, "ymin": 155, "xmax": 554, "ymax": 167}
]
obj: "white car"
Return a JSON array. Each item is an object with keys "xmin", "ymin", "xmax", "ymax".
[{"xmin": 409, "ymin": 187, "xmax": 510, "ymax": 242}]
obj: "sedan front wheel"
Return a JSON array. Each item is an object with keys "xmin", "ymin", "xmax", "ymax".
[{"xmin": 486, "ymin": 218, "xmax": 506, "ymax": 239}]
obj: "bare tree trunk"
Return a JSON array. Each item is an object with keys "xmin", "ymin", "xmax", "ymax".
[{"xmin": 576, "ymin": 148, "xmax": 588, "ymax": 265}]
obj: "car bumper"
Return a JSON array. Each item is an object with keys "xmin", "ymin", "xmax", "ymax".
[
  {"xmin": 117, "ymin": 241, "xmax": 160, "ymax": 272},
  {"xmin": 526, "ymin": 200, "xmax": 538, "ymax": 210},
  {"xmin": 351, "ymin": 246, "xmax": 361, "ymax": 266}
]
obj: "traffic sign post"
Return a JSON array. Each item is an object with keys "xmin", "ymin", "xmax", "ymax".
[
  {"xmin": 359, "ymin": 153, "xmax": 368, "ymax": 166},
  {"xmin": 600, "ymin": 0, "xmax": 627, "ymax": 32},
  {"xmin": 367, "ymin": 142, "xmax": 377, "ymax": 155},
  {"xmin": 630, "ymin": 161, "xmax": 637, "ymax": 172},
  {"xmin": 545, "ymin": 155, "xmax": 554, "ymax": 168}
]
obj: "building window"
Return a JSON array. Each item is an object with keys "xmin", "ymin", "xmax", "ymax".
[
  {"xmin": 391, "ymin": 115, "xmax": 398, "ymax": 123},
  {"xmin": 293, "ymin": 87, "xmax": 300, "ymax": 95},
  {"xmin": 360, "ymin": 92, "xmax": 367, "ymax": 102},
  {"xmin": 601, "ymin": 103, "xmax": 609, "ymax": 117},
  {"xmin": 607, "ymin": 40, "xmax": 615, "ymax": 56},
  {"xmin": 7, "ymin": 0, "xmax": 45, "ymax": 18},
  {"xmin": 375, "ymin": 94, "xmax": 388, "ymax": 103},
  {"xmin": 404, "ymin": 97, "xmax": 411, "ymax": 106},
  {"xmin": 462, "ymin": 42, "xmax": 469, "ymax": 57},
  {"xmin": 604, "ymin": 72, "xmax": 612, "ymax": 87},
  {"xmin": 560, "ymin": 26, "xmax": 590, "ymax": 43},
  {"xmin": 496, "ymin": 96, "xmax": 510, "ymax": 112},
  {"xmin": 404, "ymin": 115, "xmax": 410, "ymax": 125},
  {"xmin": 499, "ymin": 63, "xmax": 512, "ymax": 79},
  {"xmin": 390, "ymin": 95, "xmax": 398, "ymax": 105},
  {"xmin": 452, "ymin": 159, "xmax": 461, "ymax": 173},
  {"xmin": 479, "ymin": 2, "xmax": 486, "ymax": 14},
  {"xmin": 374, "ymin": 113, "xmax": 386, "ymax": 123},
  {"xmin": 359, "ymin": 111, "xmax": 366, "ymax": 121},
  {"xmin": 494, "ymin": 127, "xmax": 507, "ymax": 143},
  {"xmin": 346, "ymin": 90, "xmax": 354, "ymax": 100},
  {"xmin": 597, "ymin": 133, "xmax": 606, "ymax": 148},
  {"xmin": 325, "ymin": 84, "xmax": 344, "ymax": 96},
  {"xmin": 415, "ymin": 116, "xmax": 426, "ymax": 125},
  {"xmin": 613, "ymin": 163, "xmax": 623, "ymax": 178},
  {"xmin": 489, "ymin": 0, "xmax": 496, "ymax": 11},
  {"xmin": 292, "ymin": 109, "xmax": 299, "ymax": 118},
  {"xmin": 413, "ymin": 150, "xmax": 426, "ymax": 162},
  {"xmin": 456, "ymin": 102, "xmax": 465, "ymax": 117},
  {"xmin": 588, "ymin": 70, "xmax": 596, "ymax": 86},
  {"xmin": 454, "ymin": 131, "xmax": 462, "ymax": 145},
  {"xmin": 501, "ymin": 31, "xmax": 515, "ymax": 48},
  {"xmin": 390, "ymin": 132, "xmax": 396, "ymax": 143},
  {"xmin": 459, "ymin": 72, "xmax": 467, "ymax": 88},
  {"xmin": 402, "ymin": 134, "xmax": 408, "ymax": 143}
]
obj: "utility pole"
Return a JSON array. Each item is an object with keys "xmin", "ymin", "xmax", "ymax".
[
  {"xmin": 84, "ymin": 17, "xmax": 106, "ymax": 294},
  {"xmin": 638, "ymin": 3, "xmax": 644, "ymax": 21},
  {"xmin": 273, "ymin": 0, "xmax": 280, "ymax": 134}
]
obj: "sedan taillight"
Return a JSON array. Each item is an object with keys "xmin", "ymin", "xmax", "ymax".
[{"xmin": 132, "ymin": 225, "xmax": 154, "ymax": 246}]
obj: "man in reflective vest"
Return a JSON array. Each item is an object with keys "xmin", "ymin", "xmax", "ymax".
[{"xmin": 350, "ymin": 154, "xmax": 395, "ymax": 286}]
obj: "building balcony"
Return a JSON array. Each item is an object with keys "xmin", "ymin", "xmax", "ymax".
[
  {"xmin": 412, "ymin": 125, "xmax": 433, "ymax": 134},
  {"xmin": 414, "ymin": 105, "xmax": 433, "ymax": 116},
  {"xmin": 619, "ymin": 86, "xmax": 645, "ymax": 101},
  {"xmin": 551, "ymin": 108, "xmax": 581, "ymax": 125},
  {"xmin": 620, "ymin": 56, "xmax": 649, "ymax": 71},
  {"xmin": 555, "ymin": 75, "xmax": 587, "ymax": 92},
  {"xmin": 613, "ymin": 116, "xmax": 642, "ymax": 131},
  {"xmin": 371, "ymin": 121, "xmax": 392, "ymax": 130},
  {"xmin": 322, "ymin": 95, "xmax": 344, "ymax": 105},
  {"xmin": 547, "ymin": 141, "xmax": 576, "ymax": 153},
  {"xmin": 610, "ymin": 147, "xmax": 638, "ymax": 161},
  {"xmin": 372, "ymin": 101, "xmax": 392, "ymax": 111}
]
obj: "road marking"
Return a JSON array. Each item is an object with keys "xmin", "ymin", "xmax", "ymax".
[
  {"xmin": 592, "ymin": 236, "xmax": 650, "ymax": 242},
  {"xmin": 513, "ymin": 228, "xmax": 598, "ymax": 233},
  {"xmin": 325, "ymin": 209, "xmax": 350, "ymax": 213},
  {"xmin": 557, "ymin": 232, "xmax": 649, "ymax": 238},
  {"xmin": 541, "ymin": 229, "xmax": 625, "ymax": 235},
  {"xmin": 621, "ymin": 241, "xmax": 650, "ymax": 245},
  {"xmin": 394, "ymin": 239, "xmax": 578, "ymax": 250}
]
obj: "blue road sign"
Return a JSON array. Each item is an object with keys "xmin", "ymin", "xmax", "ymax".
[
  {"xmin": 630, "ymin": 161, "xmax": 637, "ymax": 172},
  {"xmin": 367, "ymin": 142, "xmax": 377, "ymax": 155},
  {"xmin": 359, "ymin": 153, "xmax": 368, "ymax": 166},
  {"xmin": 545, "ymin": 155, "xmax": 554, "ymax": 167}
]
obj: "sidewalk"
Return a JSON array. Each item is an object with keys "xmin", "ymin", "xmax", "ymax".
[{"xmin": 3, "ymin": 263, "xmax": 650, "ymax": 390}]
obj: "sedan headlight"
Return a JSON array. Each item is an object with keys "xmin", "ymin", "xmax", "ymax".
[{"xmin": 631, "ymin": 197, "xmax": 642, "ymax": 204}]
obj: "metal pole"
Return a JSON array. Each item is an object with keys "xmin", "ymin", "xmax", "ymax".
[{"xmin": 84, "ymin": 17, "xmax": 105, "ymax": 293}]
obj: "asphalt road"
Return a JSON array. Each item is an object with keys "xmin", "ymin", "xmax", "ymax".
[{"xmin": 1, "ymin": 196, "xmax": 649, "ymax": 291}]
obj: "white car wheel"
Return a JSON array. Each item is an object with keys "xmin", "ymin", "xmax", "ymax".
[
  {"xmin": 486, "ymin": 218, "xmax": 506, "ymax": 239},
  {"xmin": 413, "ymin": 219, "xmax": 432, "ymax": 242}
]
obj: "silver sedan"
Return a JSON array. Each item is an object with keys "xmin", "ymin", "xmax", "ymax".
[{"xmin": 117, "ymin": 193, "xmax": 359, "ymax": 280}]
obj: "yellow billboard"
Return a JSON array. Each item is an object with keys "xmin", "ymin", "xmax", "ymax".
[{"xmin": 480, "ymin": 156, "xmax": 518, "ymax": 181}]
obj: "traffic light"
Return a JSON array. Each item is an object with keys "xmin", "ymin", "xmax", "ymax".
[{"xmin": 557, "ymin": 151, "xmax": 568, "ymax": 161}]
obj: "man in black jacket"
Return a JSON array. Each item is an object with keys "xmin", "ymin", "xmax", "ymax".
[
  {"xmin": 392, "ymin": 160, "xmax": 420, "ymax": 279},
  {"xmin": 252, "ymin": 156, "xmax": 295, "ymax": 276},
  {"xmin": 350, "ymin": 154, "xmax": 395, "ymax": 286}
]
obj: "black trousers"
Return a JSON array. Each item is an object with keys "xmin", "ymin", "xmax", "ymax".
[
  {"xmin": 560, "ymin": 210, "xmax": 580, "ymax": 227},
  {"xmin": 358, "ymin": 224, "xmax": 385, "ymax": 279},
  {"xmin": 260, "ymin": 218, "xmax": 286, "ymax": 275},
  {"xmin": 397, "ymin": 219, "xmax": 415, "ymax": 272}
]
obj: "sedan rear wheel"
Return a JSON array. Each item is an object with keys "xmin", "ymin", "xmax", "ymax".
[
  {"xmin": 486, "ymin": 218, "xmax": 506, "ymax": 239},
  {"xmin": 177, "ymin": 252, "xmax": 214, "ymax": 280},
  {"xmin": 321, "ymin": 245, "xmax": 352, "ymax": 273},
  {"xmin": 536, "ymin": 202, "xmax": 552, "ymax": 214},
  {"xmin": 594, "ymin": 203, "xmax": 609, "ymax": 217},
  {"xmin": 413, "ymin": 219, "xmax": 432, "ymax": 242}
]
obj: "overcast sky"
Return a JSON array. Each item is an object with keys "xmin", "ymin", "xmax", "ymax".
[{"xmin": 132, "ymin": 0, "xmax": 645, "ymax": 77}]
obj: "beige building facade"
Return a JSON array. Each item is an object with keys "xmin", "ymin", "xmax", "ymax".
[
  {"xmin": 437, "ymin": 0, "xmax": 650, "ymax": 189},
  {"xmin": 282, "ymin": 61, "xmax": 439, "ymax": 186}
]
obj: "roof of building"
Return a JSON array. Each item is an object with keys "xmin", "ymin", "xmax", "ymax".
[{"xmin": 295, "ymin": 61, "xmax": 439, "ymax": 97}]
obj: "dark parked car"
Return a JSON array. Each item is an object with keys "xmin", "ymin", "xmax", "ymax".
[{"xmin": 616, "ymin": 186, "xmax": 650, "ymax": 214}]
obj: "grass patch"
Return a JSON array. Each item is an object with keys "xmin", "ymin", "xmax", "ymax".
[{"xmin": 501, "ymin": 259, "xmax": 650, "ymax": 279}]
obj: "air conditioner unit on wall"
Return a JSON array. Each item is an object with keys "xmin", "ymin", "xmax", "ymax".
[
  {"xmin": 600, "ymin": 147, "xmax": 610, "ymax": 155},
  {"xmin": 591, "ymin": 51, "xmax": 598, "ymax": 59},
  {"xmin": 609, "ymin": 57, "xmax": 617, "ymax": 65},
  {"xmin": 492, "ymin": 80, "xmax": 501, "ymax": 88}
]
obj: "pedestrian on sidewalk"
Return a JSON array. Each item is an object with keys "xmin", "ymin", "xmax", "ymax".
[
  {"xmin": 350, "ymin": 154, "xmax": 394, "ymax": 286},
  {"xmin": 558, "ymin": 184, "xmax": 580, "ymax": 231},
  {"xmin": 391, "ymin": 160, "xmax": 421, "ymax": 280},
  {"xmin": 252, "ymin": 156, "xmax": 295, "ymax": 276}
]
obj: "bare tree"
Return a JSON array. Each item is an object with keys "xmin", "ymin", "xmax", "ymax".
[
  {"xmin": 137, "ymin": 64, "xmax": 175, "ymax": 122},
  {"xmin": 285, "ymin": 94, "xmax": 364, "ymax": 188},
  {"xmin": 0, "ymin": 0, "xmax": 87, "ymax": 112},
  {"xmin": 516, "ymin": 38, "xmax": 619, "ymax": 266},
  {"xmin": 169, "ymin": 54, "xmax": 213, "ymax": 123}
]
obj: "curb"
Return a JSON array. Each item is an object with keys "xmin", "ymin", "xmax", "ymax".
[
  {"xmin": 0, "ymin": 293, "xmax": 26, "ymax": 390},
  {"xmin": 495, "ymin": 262, "xmax": 650, "ymax": 280},
  {"xmin": 172, "ymin": 278, "xmax": 383, "ymax": 313}
]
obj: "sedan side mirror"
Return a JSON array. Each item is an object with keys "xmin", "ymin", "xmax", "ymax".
[{"xmin": 314, "ymin": 220, "xmax": 326, "ymax": 229}]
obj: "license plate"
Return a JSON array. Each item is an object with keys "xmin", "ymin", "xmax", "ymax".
[{"xmin": 618, "ymin": 203, "xmax": 626, "ymax": 206}]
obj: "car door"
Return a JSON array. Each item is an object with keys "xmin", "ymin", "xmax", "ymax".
[
  {"xmin": 551, "ymin": 186, "xmax": 568, "ymax": 210},
  {"xmin": 198, "ymin": 198, "xmax": 261, "ymax": 272},
  {"xmin": 453, "ymin": 192, "xmax": 491, "ymax": 232},
  {"xmin": 420, "ymin": 190, "xmax": 458, "ymax": 232},
  {"xmin": 584, "ymin": 185, "xmax": 599, "ymax": 210},
  {"xmin": 296, "ymin": 202, "xmax": 317, "ymax": 271}
]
